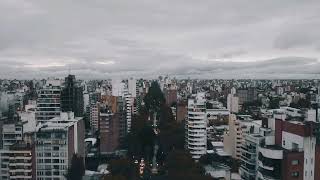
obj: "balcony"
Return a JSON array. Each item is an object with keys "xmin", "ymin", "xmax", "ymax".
[
  {"xmin": 241, "ymin": 146, "xmax": 256, "ymax": 154},
  {"xmin": 239, "ymin": 165, "xmax": 255, "ymax": 176},
  {"xmin": 188, "ymin": 128, "xmax": 206, "ymax": 133},
  {"xmin": 188, "ymin": 133, "xmax": 205, "ymax": 137},
  {"xmin": 258, "ymin": 146, "xmax": 283, "ymax": 160},
  {"xmin": 241, "ymin": 155, "xmax": 255, "ymax": 165},
  {"xmin": 257, "ymin": 160, "xmax": 273, "ymax": 171},
  {"xmin": 188, "ymin": 124, "xmax": 206, "ymax": 129},
  {"xmin": 257, "ymin": 168, "xmax": 280, "ymax": 180},
  {"xmin": 188, "ymin": 146, "xmax": 206, "ymax": 150},
  {"xmin": 188, "ymin": 141, "xmax": 206, "ymax": 146}
]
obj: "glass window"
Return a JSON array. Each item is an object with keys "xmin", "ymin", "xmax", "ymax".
[
  {"xmin": 291, "ymin": 160, "xmax": 299, "ymax": 165},
  {"xmin": 291, "ymin": 172, "xmax": 299, "ymax": 177}
]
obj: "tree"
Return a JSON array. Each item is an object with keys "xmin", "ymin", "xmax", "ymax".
[
  {"xmin": 108, "ymin": 158, "xmax": 131, "ymax": 177},
  {"xmin": 65, "ymin": 154, "xmax": 85, "ymax": 180},
  {"xmin": 126, "ymin": 113, "xmax": 155, "ymax": 161},
  {"xmin": 269, "ymin": 97, "xmax": 282, "ymax": 109},
  {"xmin": 290, "ymin": 98, "xmax": 311, "ymax": 109},
  {"xmin": 144, "ymin": 81, "xmax": 165, "ymax": 113},
  {"xmin": 103, "ymin": 175, "xmax": 127, "ymax": 180},
  {"xmin": 165, "ymin": 150, "xmax": 212, "ymax": 180},
  {"xmin": 127, "ymin": 81, "xmax": 164, "ymax": 161},
  {"xmin": 106, "ymin": 158, "xmax": 139, "ymax": 180}
]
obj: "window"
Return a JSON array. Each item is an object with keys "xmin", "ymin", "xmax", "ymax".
[
  {"xmin": 292, "ymin": 143, "xmax": 299, "ymax": 150},
  {"xmin": 283, "ymin": 140, "xmax": 285, "ymax": 146},
  {"xmin": 291, "ymin": 172, "xmax": 299, "ymax": 177},
  {"xmin": 292, "ymin": 160, "xmax": 299, "ymax": 165}
]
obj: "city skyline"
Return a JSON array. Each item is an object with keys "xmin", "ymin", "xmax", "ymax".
[{"xmin": 1, "ymin": 0, "xmax": 320, "ymax": 79}]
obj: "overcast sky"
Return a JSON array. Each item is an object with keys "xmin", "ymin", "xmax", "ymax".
[{"xmin": 1, "ymin": 0, "xmax": 320, "ymax": 79}]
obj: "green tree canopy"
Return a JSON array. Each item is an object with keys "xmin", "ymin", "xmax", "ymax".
[
  {"xmin": 165, "ymin": 150, "xmax": 212, "ymax": 180},
  {"xmin": 144, "ymin": 81, "xmax": 165, "ymax": 113},
  {"xmin": 290, "ymin": 98, "xmax": 311, "ymax": 109},
  {"xmin": 105, "ymin": 158, "xmax": 139, "ymax": 180}
]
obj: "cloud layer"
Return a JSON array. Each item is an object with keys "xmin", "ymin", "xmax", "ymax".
[{"xmin": 0, "ymin": 0, "xmax": 320, "ymax": 79}]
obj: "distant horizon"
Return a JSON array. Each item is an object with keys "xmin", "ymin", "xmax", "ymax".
[{"xmin": 2, "ymin": 75, "xmax": 320, "ymax": 81}]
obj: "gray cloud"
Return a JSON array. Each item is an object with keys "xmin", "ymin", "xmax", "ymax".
[{"xmin": 0, "ymin": 0, "xmax": 320, "ymax": 79}]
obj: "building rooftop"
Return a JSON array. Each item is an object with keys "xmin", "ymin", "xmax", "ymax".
[
  {"xmin": 9, "ymin": 142, "xmax": 32, "ymax": 151},
  {"xmin": 211, "ymin": 141, "xmax": 224, "ymax": 147},
  {"xmin": 216, "ymin": 148, "xmax": 231, "ymax": 156},
  {"xmin": 49, "ymin": 112, "xmax": 83, "ymax": 122},
  {"xmin": 36, "ymin": 121, "xmax": 75, "ymax": 132}
]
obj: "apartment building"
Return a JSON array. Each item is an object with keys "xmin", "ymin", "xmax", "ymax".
[
  {"xmin": 223, "ymin": 115, "xmax": 261, "ymax": 159},
  {"xmin": 35, "ymin": 79, "xmax": 61, "ymax": 123},
  {"xmin": 239, "ymin": 107, "xmax": 320, "ymax": 180},
  {"xmin": 239, "ymin": 133, "xmax": 264, "ymax": 180},
  {"xmin": 8, "ymin": 142, "xmax": 35, "ymax": 180},
  {"xmin": 0, "ymin": 123, "xmax": 23, "ymax": 180},
  {"xmin": 227, "ymin": 94, "xmax": 239, "ymax": 113},
  {"xmin": 186, "ymin": 93, "xmax": 207, "ymax": 159},
  {"xmin": 99, "ymin": 107, "xmax": 120, "ymax": 155},
  {"xmin": 35, "ymin": 113, "xmax": 85, "ymax": 180},
  {"xmin": 90, "ymin": 103, "xmax": 100, "ymax": 132}
]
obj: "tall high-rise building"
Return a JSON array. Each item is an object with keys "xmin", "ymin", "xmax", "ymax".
[
  {"xmin": 99, "ymin": 106, "xmax": 120, "ymax": 155},
  {"xmin": 176, "ymin": 101, "xmax": 187, "ymax": 123},
  {"xmin": 128, "ymin": 78, "xmax": 137, "ymax": 98},
  {"xmin": 123, "ymin": 92, "xmax": 132, "ymax": 133},
  {"xmin": 89, "ymin": 103, "xmax": 100, "ymax": 132},
  {"xmin": 61, "ymin": 75, "xmax": 84, "ymax": 117},
  {"xmin": 116, "ymin": 97, "xmax": 127, "ymax": 147},
  {"xmin": 237, "ymin": 88, "xmax": 257, "ymax": 105},
  {"xmin": 185, "ymin": 93, "xmax": 207, "ymax": 159},
  {"xmin": 35, "ymin": 79, "xmax": 61, "ymax": 123},
  {"xmin": 112, "ymin": 79, "xmax": 125, "ymax": 97},
  {"xmin": 227, "ymin": 94, "xmax": 239, "ymax": 113},
  {"xmin": 239, "ymin": 133, "xmax": 263, "ymax": 180},
  {"xmin": 164, "ymin": 89, "xmax": 177, "ymax": 106},
  {"xmin": 223, "ymin": 115, "xmax": 261, "ymax": 159}
]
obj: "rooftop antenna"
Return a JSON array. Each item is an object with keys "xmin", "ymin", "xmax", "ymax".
[{"xmin": 68, "ymin": 66, "xmax": 71, "ymax": 75}]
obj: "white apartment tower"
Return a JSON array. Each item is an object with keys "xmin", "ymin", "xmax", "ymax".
[
  {"xmin": 223, "ymin": 114, "xmax": 242, "ymax": 159},
  {"xmin": 123, "ymin": 92, "xmax": 132, "ymax": 133},
  {"xmin": 128, "ymin": 78, "xmax": 137, "ymax": 98},
  {"xmin": 186, "ymin": 93, "xmax": 207, "ymax": 159},
  {"xmin": 111, "ymin": 79, "xmax": 125, "ymax": 97},
  {"xmin": 227, "ymin": 94, "xmax": 239, "ymax": 113}
]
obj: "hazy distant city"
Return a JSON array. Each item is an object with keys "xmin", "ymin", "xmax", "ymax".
[{"xmin": 1, "ymin": 77, "xmax": 320, "ymax": 180}]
